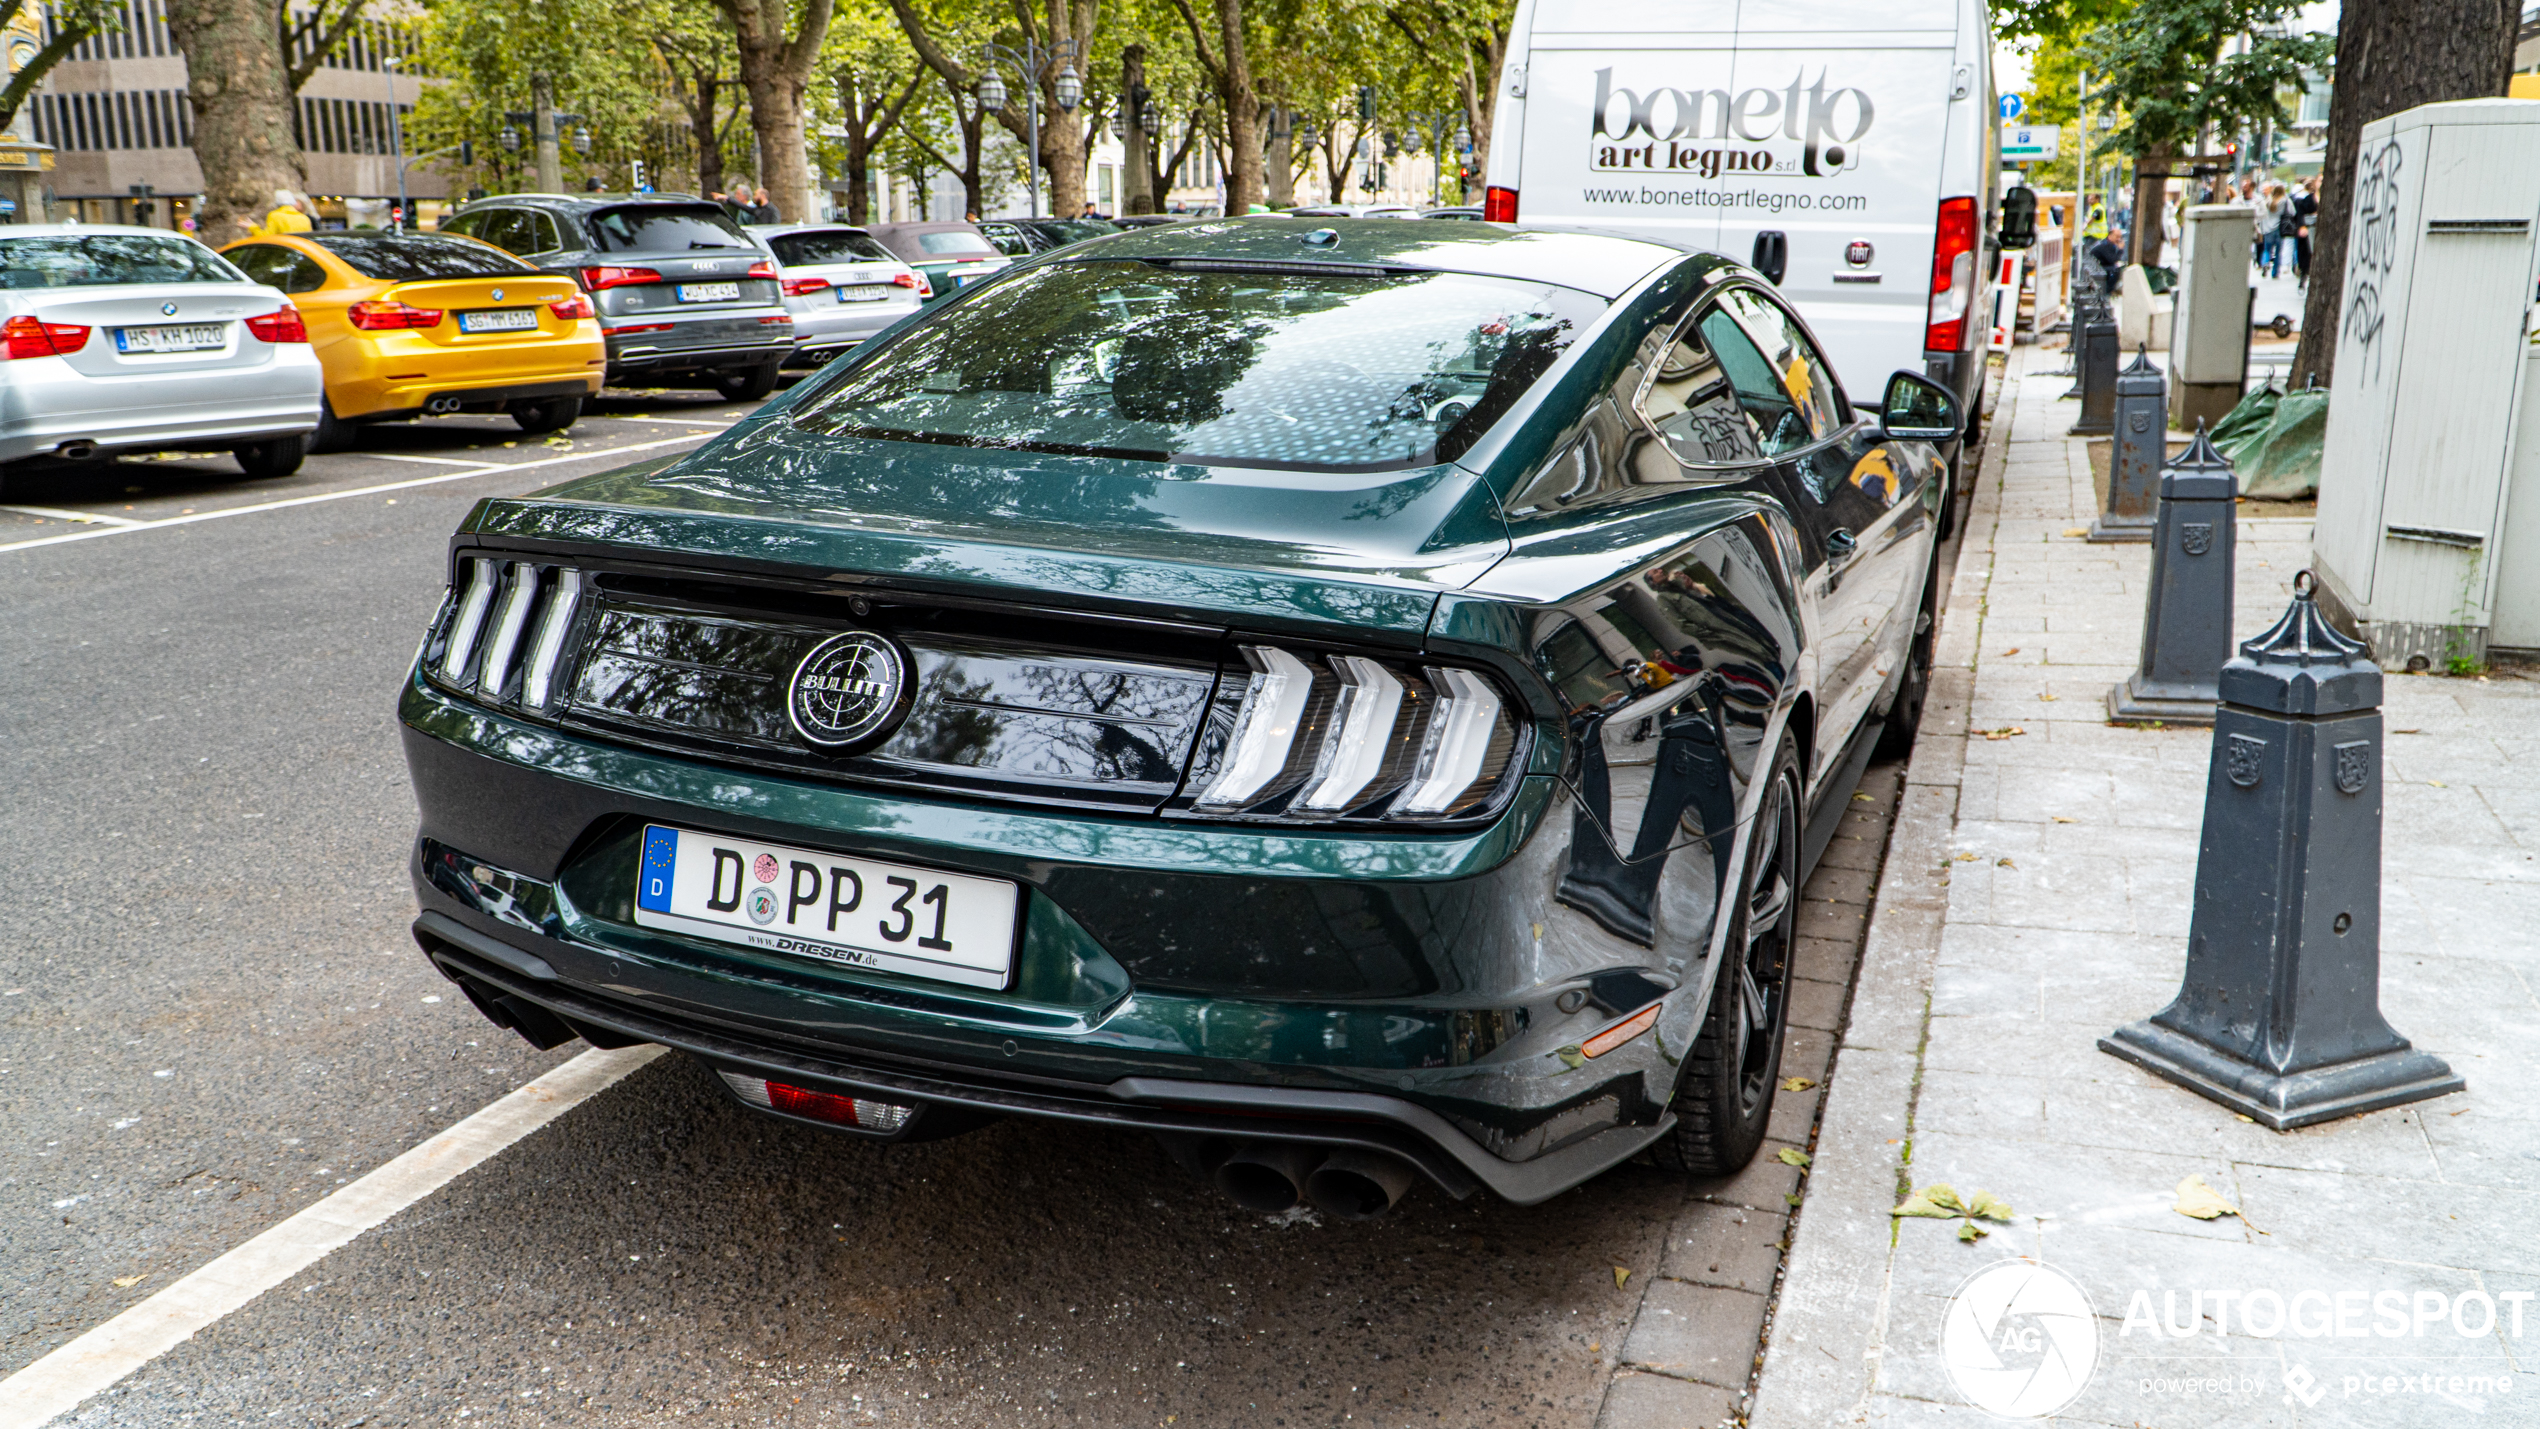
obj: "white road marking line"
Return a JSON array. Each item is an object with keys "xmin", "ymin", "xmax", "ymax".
[
  {"xmin": 606, "ymin": 415, "xmax": 738, "ymax": 427},
  {"xmin": 0, "ymin": 505, "xmax": 146, "ymax": 527},
  {"xmin": 0, "ymin": 1044, "xmax": 665, "ymax": 1428},
  {"xmin": 367, "ymin": 453, "xmax": 503, "ymax": 468},
  {"xmin": 0, "ymin": 434, "xmax": 707, "ymax": 556}
]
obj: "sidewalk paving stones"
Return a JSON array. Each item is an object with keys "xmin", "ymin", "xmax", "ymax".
[{"xmin": 1748, "ymin": 345, "xmax": 2540, "ymax": 1427}]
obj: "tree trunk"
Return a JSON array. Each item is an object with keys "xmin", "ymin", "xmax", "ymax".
[
  {"xmin": 164, "ymin": 0, "xmax": 304, "ymax": 243},
  {"xmin": 1263, "ymin": 105, "xmax": 1293, "ymax": 206},
  {"xmin": 1211, "ymin": 0, "xmax": 1259, "ymax": 211},
  {"xmin": 685, "ymin": 71, "xmax": 728, "ymax": 199},
  {"xmin": 1121, "ymin": 47, "xmax": 1152, "ymax": 214},
  {"xmin": 1034, "ymin": 0, "xmax": 1091, "ymax": 218},
  {"xmin": 1460, "ymin": 22, "xmax": 1506, "ymax": 197},
  {"xmin": 2289, "ymin": 0, "xmax": 2516, "ymax": 388},
  {"xmin": 2128, "ymin": 144, "xmax": 2170, "ymax": 268},
  {"xmin": 713, "ymin": 0, "xmax": 837, "ymax": 220}
]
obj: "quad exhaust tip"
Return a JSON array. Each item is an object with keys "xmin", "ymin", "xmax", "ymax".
[{"xmin": 1206, "ymin": 1139, "xmax": 1417, "ymax": 1220}]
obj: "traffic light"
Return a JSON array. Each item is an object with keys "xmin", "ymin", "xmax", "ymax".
[
  {"xmin": 1357, "ymin": 86, "xmax": 1374, "ymax": 122},
  {"xmin": 460, "ymin": 138, "xmax": 475, "ymax": 166}
]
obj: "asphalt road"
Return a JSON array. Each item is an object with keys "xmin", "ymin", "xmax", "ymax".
[{"xmin": 0, "ymin": 386, "xmax": 1909, "ymax": 1429}]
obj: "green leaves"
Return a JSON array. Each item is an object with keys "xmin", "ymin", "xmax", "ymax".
[
  {"xmin": 2080, "ymin": 0, "xmax": 2333, "ymax": 162},
  {"xmin": 1894, "ymin": 1182, "xmax": 2016, "ymax": 1244}
]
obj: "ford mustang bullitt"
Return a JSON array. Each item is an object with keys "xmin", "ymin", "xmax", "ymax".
[{"xmin": 399, "ymin": 218, "xmax": 1958, "ymax": 1219}]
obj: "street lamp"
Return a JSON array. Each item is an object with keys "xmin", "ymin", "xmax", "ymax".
[
  {"xmin": 975, "ymin": 38, "xmax": 1078, "ymax": 218},
  {"xmin": 383, "ymin": 56, "xmax": 409, "ymax": 229},
  {"xmin": 572, "ymin": 126, "xmax": 592, "ymax": 157},
  {"xmin": 1140, "ymin": 100, "xmax": 1160, "ymax": 134},
  {"xmin": 1110, "ymin": 109, "xmax": 1126, "ymax": 141},
  {"xmin": 500, "ymin": 125, "xmax": 521, "ymax": 153}
]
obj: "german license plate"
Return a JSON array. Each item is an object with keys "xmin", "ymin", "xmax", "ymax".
[
  {"xmin": 836, "ymin": 284, "xmax": 892, "ymax": 302},
  {"xmin": 459, "ymin": 307, "xmax": 538, "ymax": 333},
  {"xmin": 633, "ymin": 824, "xmax": 1019, "ymax": 989},
  {"xmin": 114, "ymin": 323, "xmax": 225, "ymax": 353},
  {"xmin": 676, "ymin": 282, "xmax": 741, "ymax": 303},
  {"xmin": 953, "ymin": 271, "xmax": 985, "ymax": 288}
]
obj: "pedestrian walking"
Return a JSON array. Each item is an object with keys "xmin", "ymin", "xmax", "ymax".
[
  {"xmin": 257, "ymin": 189, "xmax": 313, "ymax": 236},
  {"xmin": 2292, "ymin": 176, "xmax": 2319, "ymax": 285}
]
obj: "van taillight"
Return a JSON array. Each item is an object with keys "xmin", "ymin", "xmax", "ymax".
[
  {"xmin": 1925, "ymin": 196, "xmax": 1979, "ymax": 353},
  {"xmin": 1484, "ymin": 186, "xmax": 1519, "ymax": 223}
]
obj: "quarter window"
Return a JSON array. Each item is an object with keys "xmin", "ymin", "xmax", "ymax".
[
  {"xmin": 1637, "ymin": 308, "xmax": 1764, "ymax": 467},
  {"xmin": 1715, "ymin": 287, "xmax": 1846, "ymax": 448}
]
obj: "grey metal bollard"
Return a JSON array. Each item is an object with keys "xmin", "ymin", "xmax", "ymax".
[
  {"xmin": 2068, "ymin": 299, "xmax": 2119, "ymax": 435},
  {"xmin": 2088, "ymin": 348, "xmax": 2165, "ymax": 543},
  {"xmin": 2107, "ymin": 424, "xmax": 2235, "ymax": 725},
  {"xmin": 2100, "ymin": 573, "xmax": 2463, "ymax": 1129}
]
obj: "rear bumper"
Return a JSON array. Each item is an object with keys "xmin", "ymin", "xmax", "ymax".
[
  {"xmin": 359, "ymin": 379, "xmax": 599, "ymax": 422},
  {"xmin": 782, "ymin": 299, "xmax": 920, "ymax": 354},
  {"xmin": 0, "ymin": 349, "xmax": 321, "ymax": 460},
  {"xmin": 330, "ymin": 332, "xmax": 605, "ymax": 419},
  {"xmin": 415, "ymin": 911, "xmax": 1669, "ymax": 1204},
  {"xmin": 603, "ymin": 309, "xmax": 793, "ymax": 377}
]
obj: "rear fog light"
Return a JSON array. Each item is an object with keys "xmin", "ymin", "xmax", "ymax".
[{"xmin": 718, "ymin": 1069, "xmax": 911, "ymax": 1131}]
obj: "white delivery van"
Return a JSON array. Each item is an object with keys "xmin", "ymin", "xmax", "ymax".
[{"xmin": 1485, "ymin": 0, "xmax": 1999, "ymax": 444}]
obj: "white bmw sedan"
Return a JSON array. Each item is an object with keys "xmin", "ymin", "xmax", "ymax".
[{"xmin": 0, "ymin": 225, "xmax": 323, "ymax": 477}]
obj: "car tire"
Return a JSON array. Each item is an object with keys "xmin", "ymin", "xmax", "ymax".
[
  {"xmin": 233, "ymin": 434, "xmax": 309, "ymax": 479},
  {"xmin": 1875, "ymin": 549, "xmax": 1942, "ymax": 762},
  {"xmin": 714, "ymin": 362, "xmax": 779, "ymax": 402},
  {"xmin": 1648, "ymin": 730, "xmax": 1801, "ymax": 1179},
  {"xmin": 513, "ymin": 396, "xmax": 583, "ymax": 434},
  {"xmin": 309, "ymin": 398, "xmax": 356, "ymax": 455}
]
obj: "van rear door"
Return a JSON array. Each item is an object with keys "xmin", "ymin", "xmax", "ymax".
[{"xmin": 1511, "ymin": 0, "xmax": 1741, "ymax": 255}]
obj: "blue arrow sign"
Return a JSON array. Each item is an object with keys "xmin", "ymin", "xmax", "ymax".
[{"xmin": 2000, "ymin": 93, "xmax": 2025, "ymax": 121}]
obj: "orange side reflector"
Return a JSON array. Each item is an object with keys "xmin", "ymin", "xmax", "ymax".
[{"xmin": 1582, "ymin": 1002, "xmax": 1661, "ymax": 1058}]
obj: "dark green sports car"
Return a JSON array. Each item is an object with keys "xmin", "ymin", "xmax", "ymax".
[{"xmin": 400, "ymin": 218, "xmax": 1959, "ymax": 1218}]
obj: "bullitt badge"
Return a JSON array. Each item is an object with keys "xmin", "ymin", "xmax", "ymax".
[{"xmin": 787, "ymin": 631, "xmax": 908, "ymax": 748}]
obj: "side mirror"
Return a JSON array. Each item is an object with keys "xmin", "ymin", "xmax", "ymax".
[
  {"xmin": 1880, "ymin": 370, "xmax": 1961, "ymax": 442},
  {"xmin": 1998, "ymin": 185, "xmax": 2037, "ymax": 251}
]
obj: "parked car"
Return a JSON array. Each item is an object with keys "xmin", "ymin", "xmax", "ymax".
[
  {"xmin": 438, "ymin": 193, "xmax": 793, "ymax": 400},
  {"xmin": 401, "ymin": 218, "xmax": 1958, "ymax": 1221},
  {"xmin": 222, "ymin": 231, "xmax": 604, "ymax": 451},
  {"xmin": 1285, "ymin": 204, "xmax": 1420, "ymax": 219},
  {"xmin": 745, "ymin": 223, "xmax": 929, "ymax": 366},
  {"xmin": 863, "ymin": 222, "xmax": 1011, "ymax": 303},
  {"xmin": 0, "ymin": 225, "xmax": 320, "ymax": 479},
  {"xmin": 979, "ymin": 216, "xmax": 1122, "ymax": 257},
  {"xmin": 1110, "ymin": 214, "xmax": 1189, "ymax": 229},
  {"xmin": 1488, "ymin": 0, "xmax": 1996, "ymax": 524},
  {"xmin": 1422, "ymin": 207, "xmax": 1486, "ymax": 221}
]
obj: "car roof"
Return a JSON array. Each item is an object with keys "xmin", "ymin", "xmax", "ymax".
[
  {"xmin": 0, "ymin": 223, "xmax": 210, "ymax": 240},
  {"xmin": 1055, "ymin": 216, "xmax": 1686, "ymax": 301},
  {"xmin": 867, "ymin": 221, "xmax": 983, "ymax": 235},
  {"xmin": 748, "ymin": 222, "xmax": 875, "ymax": 236},
  {"xmin": 456, "ymin": 193, "xmax": 723, "ymax": 213}
]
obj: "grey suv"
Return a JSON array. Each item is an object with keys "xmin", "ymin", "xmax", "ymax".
[{"xmin": 438, "ymin": 193, "xmax": 793, "ymax": 399}]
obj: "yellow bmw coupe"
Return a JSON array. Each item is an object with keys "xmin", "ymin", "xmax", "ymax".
[{"xmin": 220, "ymin": 231, "xmax": 604, "ymax": 451}]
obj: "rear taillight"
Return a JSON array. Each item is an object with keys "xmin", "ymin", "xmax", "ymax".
[
  {"xmin": 347, "ymin": 300, "xmax": 438, "ymax": 332},
  {"xmin": 747, "ymin": 259, "xmax": 779, "ymax": 280},
  {"xmin": 245, "ymin": 307, "xmax": 308, "ymax": 343},
  {"xmin": 718, "ymin": 1070, "xmax": 912, "ymax": 1132},
  {"xmin": 1483, "ymin": 186, "xmax": 1519, "ymax": 222},
  {"xmin": 758, "ymin": 314, "xmax": 793, "ymax": 326},
  {"xmin": 549, "ymin": 293, "xmax": 593, "ymax": 321},
  {"xmin": 1193, "ymin": 645, "xmax": 1518, "ymax": 821},
  {"xmin": 580, "ymin": 265, "xmax": 663, "ymax": 291},
  {"xmin": 612, "ymin": 321, "xmax": 674, "ymax": 335},
  {"xmin": 889, "ymin": 272, "xmax": 921, "ymax": 290},
  {"xmin": 1925, "ymin": 196, "xmax": 1980, "ymax": 353},
  {"xmin": 430, "ymin": 557, "xmax": 584, "ymax": 709},
  {"xmin": 781, "ymin": 276, "xmax": 828, "ymax": 296},
  {"xmin": 1, "ymin": 314, "xmax": 89, "ymax": 359}
]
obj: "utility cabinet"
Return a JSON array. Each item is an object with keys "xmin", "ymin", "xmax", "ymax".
[
  {"xmin": 2168, "ymin": 203, "xmax": 2254, "ymax": 430},
  {"xmin": 2313, "ymin": 99, "xmax": 2540, "ymax": 667}
]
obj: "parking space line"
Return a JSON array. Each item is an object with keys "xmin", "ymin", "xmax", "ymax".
[
  {"xmin": 0, "ymin": 1044, "xmax": 665, "ymax": 1428},
  {"xmin": 368, "ymin": 453, "xmax": 504, "ymax": 469},
  {"xmin": 0, "ymin": 433, "xmax": 708, "ymax": 556},
  {"xmin": 0, "ymin": 505, "xmax": 146, "ymax": 527}
]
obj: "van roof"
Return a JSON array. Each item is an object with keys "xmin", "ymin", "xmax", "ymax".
[{"xmin": 1071, "ymin": 216, "xmax": 1685, "ymax": 300}]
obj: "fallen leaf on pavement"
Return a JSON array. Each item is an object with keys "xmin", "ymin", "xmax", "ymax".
[
  {"xmin": 2061, "ymin": 528, "xmax": 2088, "ymax": 538},
  {"xmin": 1893, "ymin": 1184, "xmax": 1966, "ymax": 1218},
  {"xmin": 1963, "ymin": 1189, "xmax": 2015, "ymax": 1222},
  {"xmin": 1996, "ymin": 857, "xmax": 2017, "ymax": 868},
  {"xmin": 2038, "ymin": 692, "xmax": 2059, "ymax": 701},
  {"xmin": 2428, "ymin": 781, "xmax": 2447, "ymax": 788},
  {"xmin": 1613, "ymin": 1266, "xmax": 1631, "ymax": 1288},
  {"xmin": 1777, "ymin": 1148, "xmax": 1813, "ymax": 1168},
  {"xmin": 1781, "ymin": 1076, "xmax": 1817, "ymax": 1092},
  {"xmin": 1979, "ymin": 726, "xmax": 2027, "ymax": 740},
  {"xmin": 1958, "ymin": 1222, "xmax": 1987, "ymax": 1242},
  {"xmin": 1785, "ymin": 1192, "xmax": 1804, "ymax": 1206},
  {"xmin": 1955, "ymin": 852, "xmax": 1980, "ymax": 862},
  {"xmin": 2173, "ymin": 1174, "xmax": 2240, "ymax": 1221},
  {"xmin": 2000, "ymin": 647, "xmax": 2021, "ymax": 656},
  {"xmin": 2052, "ymin": 816, "xmax": 2075, "ymax": 823},
  {"xmin": 113, "ymin": 1273, "xmax": 147, "ymax": 1288}
]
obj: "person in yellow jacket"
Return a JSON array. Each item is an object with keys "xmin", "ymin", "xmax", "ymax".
[
  {"xmin": 258, "ymin": 189, "xmax": 313, "ymax": 236},
  {"xmin": 2082, "ymin": 205, "xmax": 2107, "ymax": 241}
]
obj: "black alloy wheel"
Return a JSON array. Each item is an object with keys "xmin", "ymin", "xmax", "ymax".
[
  {"xmin": 513, "ymin": 396, "xmax": 584, "ymax": 434},
  {"xmin": 232, "ymin": 433, "xmax": 309, "ymax": 479},
  {"xmin": 715, "ymin": 362, "xmax": 780, "ymax": 402},
  {"xmin": 1650, "ymin": 731, "xmax": 1801, "ymax": 1178},
  {"xmin": 1874, "ymin": 549, "xmax": 1942, "ymax": 762}
]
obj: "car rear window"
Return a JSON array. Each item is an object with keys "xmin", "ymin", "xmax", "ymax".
[
  {"xmin": 0, "ymin": 234, "xmax": 239, "ymax": 287},
  {"xmin": 914, "ymin": 230, "xmax": 997, "ymax": 256},
  {"xmin": 768, "ymin": 230, "xmax": 893, "ymax": 266},
  {"xmin": 790, "ymin": 257, "xmax": 1602, "ymax": 471},
  {"xmin": 589, "ymin": 204, "xmax": 753, "ymax": 254},
  {"xmin": 307, "ymin": 234, "xmax": 535, "ymax": 280}
]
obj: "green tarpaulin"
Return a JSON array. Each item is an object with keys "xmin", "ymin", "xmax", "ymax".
[{"xmin": 2208, "ymin": 383, "xmax": 2325, "ymax": 500}]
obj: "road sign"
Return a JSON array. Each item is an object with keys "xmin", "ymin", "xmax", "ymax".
[
  {"xmin": 2000, "ymin": 93, "xmax": 2025, "ymax": 121},
  {"xmin": 2001, "ymin": 124, "xmax": 2059, "ymax": 161}
]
